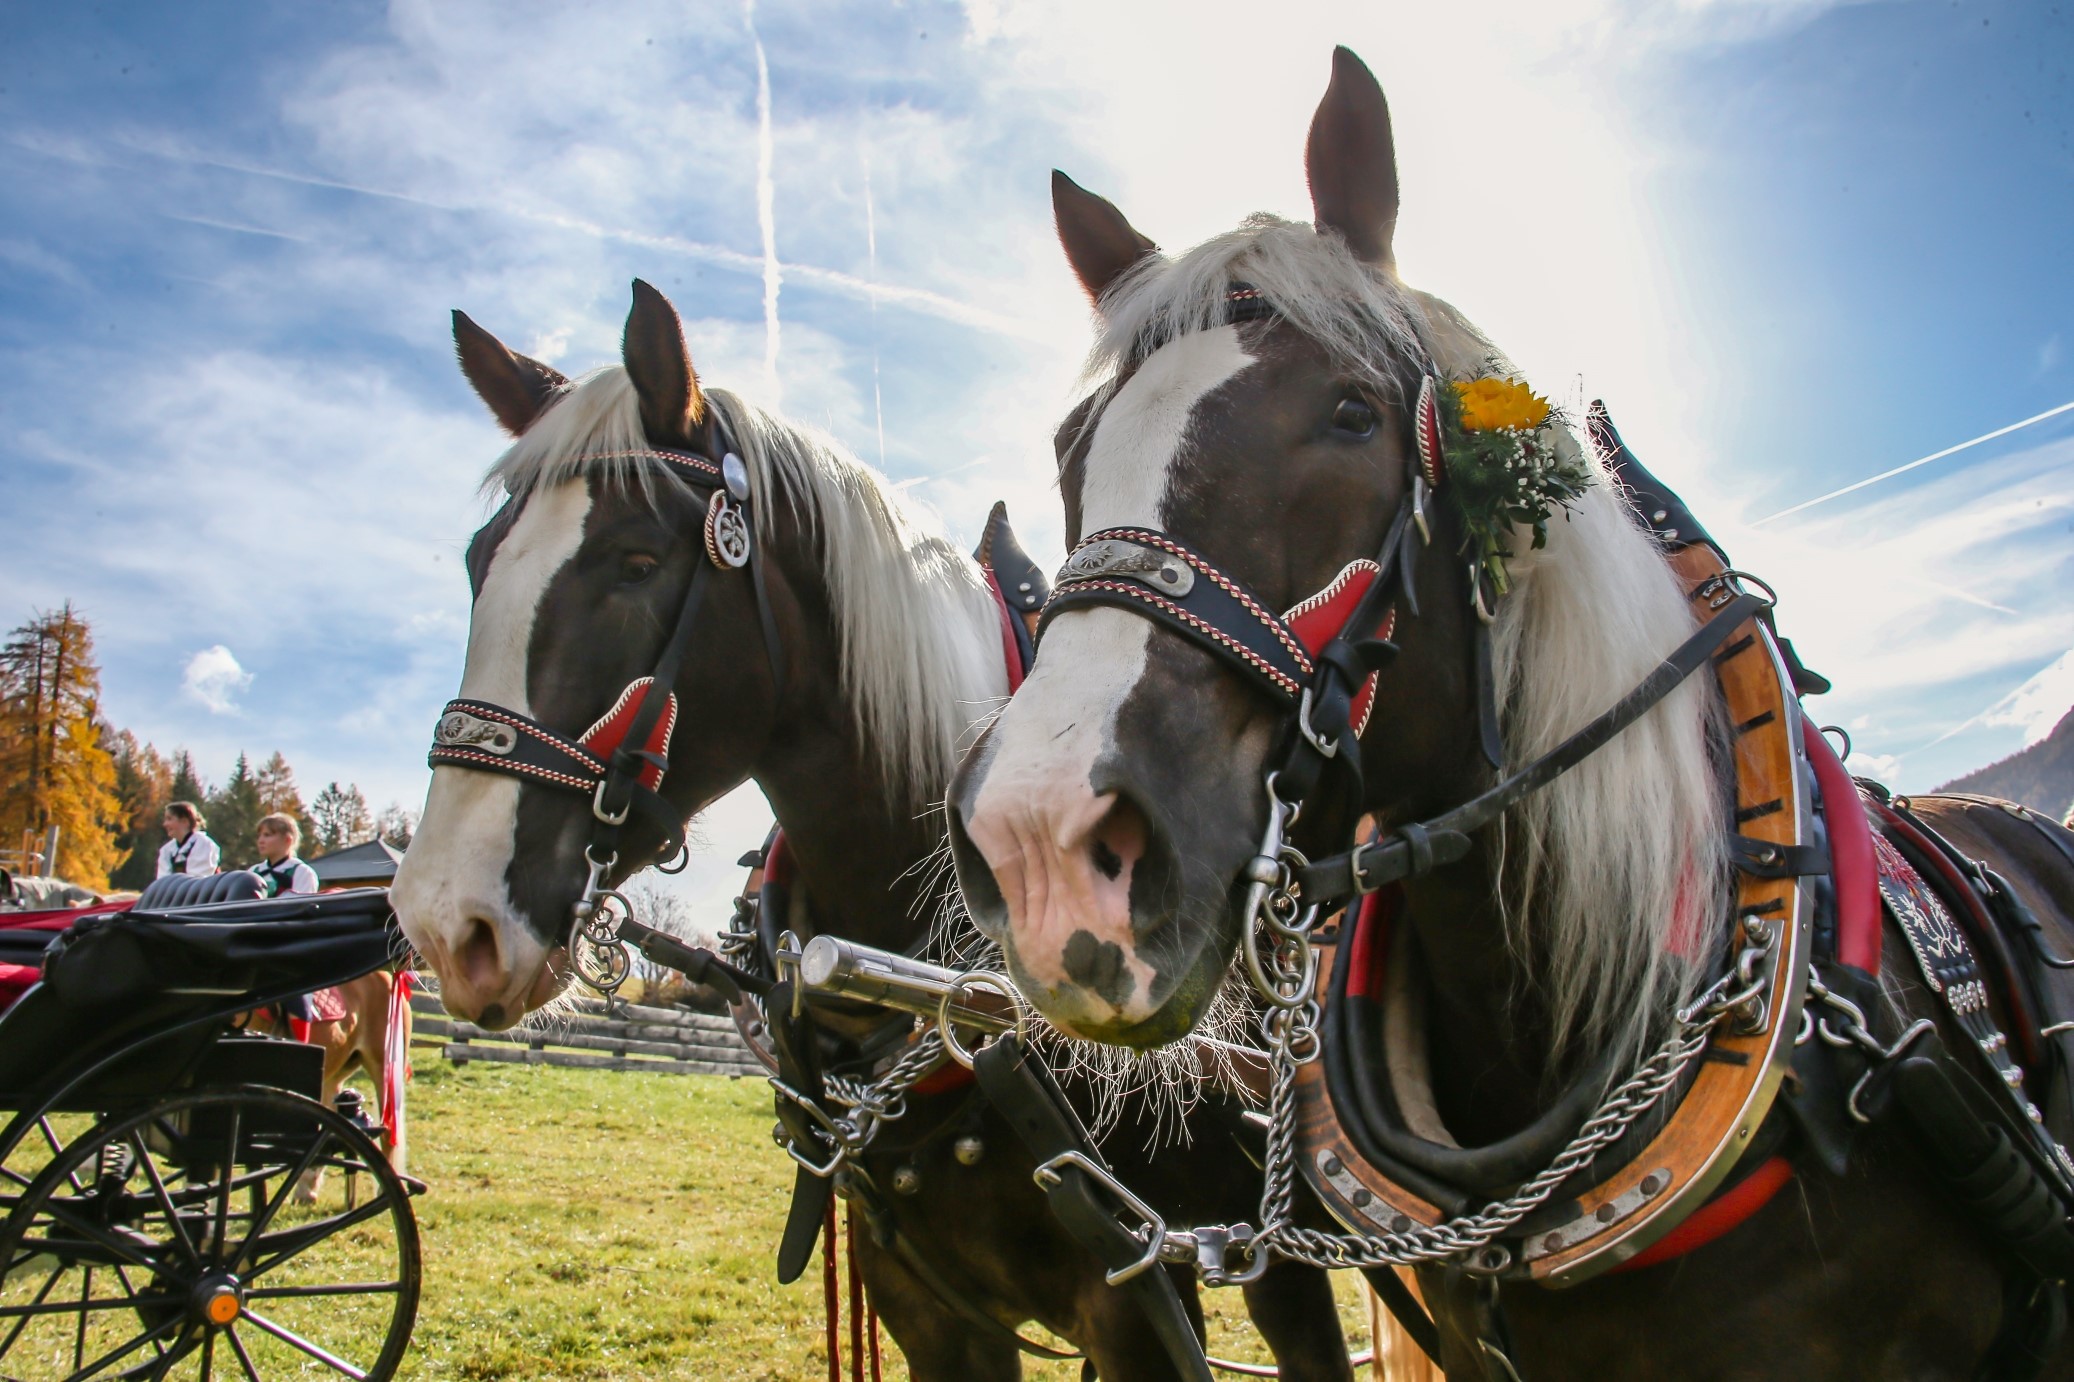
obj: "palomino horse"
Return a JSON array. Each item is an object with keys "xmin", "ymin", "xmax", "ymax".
[
  {"xmin": 951, "ymin": 47, "xmax": 2074, "ymax": 1380},
  {"xmin": 245, "ymin": 969, "xmax": 413, "ymax": 1186},
  {"xmin": 391, "ymin": 283, "xmax": 1354, "ymax": 1379}
]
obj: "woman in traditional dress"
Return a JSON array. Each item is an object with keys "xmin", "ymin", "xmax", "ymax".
[
  {"xmin": 252, "ymin": 813, "xmax": 318, "ymax": 897},
  {"xmin": 249, "ymin": 813, "xmax": 347, "ymax": 1037},
  {"xmin": 154, "ymin": 801, "xmax": 219, "ymax": 877}
]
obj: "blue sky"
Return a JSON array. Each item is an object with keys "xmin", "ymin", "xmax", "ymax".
[{"xmin": 2, "ymin": 0, "xmax": 2068, "ymax": 918}]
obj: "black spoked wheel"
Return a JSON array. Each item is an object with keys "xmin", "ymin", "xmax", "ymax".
[{"xmin": 0, "ymin": 1087, "xmax": 420, "ymax": 1381}]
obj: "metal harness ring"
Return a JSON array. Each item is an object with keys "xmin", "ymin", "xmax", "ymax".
[{"xmin": 937, "ymin": 971, "xmax": 1030, "ymax": 1070}]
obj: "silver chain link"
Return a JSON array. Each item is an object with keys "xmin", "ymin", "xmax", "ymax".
[
  {"xmin": 581, "ymin": 882, "xmax": 954, "ymax": 1174},
  {"xmin": 818, "ymin": 1028, "xmax": 951, "ymax": 1153},
  {"xmin": 1207, "ymin": 787, "xmax": 1782, "ymax": 1275}
]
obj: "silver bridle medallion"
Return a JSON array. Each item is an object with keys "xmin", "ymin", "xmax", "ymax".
[
  {"xmin": 1057, "ymin": 538, "xmax": 1194, "ymax": 598},
  {"xmin": 705, "ymin": 491, "xmax": 752, "ymax": 569},
  {"xmin": 433, "ymin": 709, "xmax": 518, "ymax": 755}
]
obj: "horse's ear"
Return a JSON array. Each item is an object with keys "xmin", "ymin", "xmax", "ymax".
[
  {"xmin": 1305, "ymin": 46, "xmax": 1399, "ymax": 268},
  {"xmin": 1053, "ymin": 170, "xmax": 1158, "ymax": 308},
  {"xmin": 452, "ymin": 310, "xmax": 568, "ymax": 436},
  {"xmin": 622, "ymin": 279, "xmax": 707, "ymax": 448}
]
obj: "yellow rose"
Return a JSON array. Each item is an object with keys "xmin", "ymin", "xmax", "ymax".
[{"xmin": 1452, "ymin": 377, "xmax": 1551, "ymax": 433}]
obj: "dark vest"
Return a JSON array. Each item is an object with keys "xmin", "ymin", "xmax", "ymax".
[{"xmin": 254, "ymin": 857, "xmax": 303, "ymax": 898}]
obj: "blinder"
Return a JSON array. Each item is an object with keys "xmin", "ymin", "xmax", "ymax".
[{"xmin": 425, "ymin": 438, "xmax": 786, "ymax": 940}]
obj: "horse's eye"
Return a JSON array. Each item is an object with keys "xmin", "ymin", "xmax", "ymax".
[
  {"xmin": 618, "ymin": 554, "xmax": 660, "ymax": 586},
  {"xmin": 1332, "ymin": 397, "xmax": 1378, "ymax": 438}
]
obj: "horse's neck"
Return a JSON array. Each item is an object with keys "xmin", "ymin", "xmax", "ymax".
[
  {"xmin": 1397, "ymin": 852, "xmax": 1565, "ymax": 1145},
  {"xmin": 749, "ymin": 547, "xmax": 963, "ymax": 958},
  {"xmin": 759, "ymin": 747, "xmax": 945, "ymax": 956}
]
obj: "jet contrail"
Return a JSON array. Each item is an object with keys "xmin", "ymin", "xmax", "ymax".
[
  {"xmin": 746, "ymin": 1, "xmax": 782, "ymax": 404},
  {"xmin": 864, "ymin": 150, "xmax": 886, "ymax": 469},
  {"xmin": 104, "ymin": 136, "xmax": 1039, "ymax": 339},
  {"xmin": 1750, "ymin": 399, "xmax": 2074, "ymax": 526}
]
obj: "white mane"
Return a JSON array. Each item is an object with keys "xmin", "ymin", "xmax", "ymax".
[
  {"xmin": 489, "ymin": 368, "xmax": 1008, "ymax": 801},
  {"xmin": 1086, "ymin": 214, "xmax": 1429, "ymax": 402},
  {"xmin": 1092, "ymin": 219, "xmax": 1731, "ymax": 1070}
]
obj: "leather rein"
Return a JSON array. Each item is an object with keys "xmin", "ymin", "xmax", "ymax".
[{"xmin": 423, "ymin": 436, "xmax": 787, "ymax": 957}]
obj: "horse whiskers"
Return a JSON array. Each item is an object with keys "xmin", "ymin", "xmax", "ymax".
[
  {"xmin": 923, "ymin": 884, "xmax": 1261, "ymax": 1152},
  {"xmin": 519, "ymin": 969, "xmax": 592, "ymax": 1034}
]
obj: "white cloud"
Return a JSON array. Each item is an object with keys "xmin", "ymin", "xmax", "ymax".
[
  {"xmin": 1707, "ymin": 432, "xmax": 2074, "ymax": 786},
  {"xmin": 0, "ymin": 0, "xmax": 2036, "ymax": 824},
  {"xmin": 182, "ymin": 645, "xmax": 253, "ymax": 715},
  {"xmin": 1985, "ymin": 650, "xmax": 2074, "ymax": 746}
]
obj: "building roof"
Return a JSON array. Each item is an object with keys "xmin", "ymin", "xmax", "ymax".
[{"xmin": 309, "ymin": 838, "xmax": 404, "ymax": 886}]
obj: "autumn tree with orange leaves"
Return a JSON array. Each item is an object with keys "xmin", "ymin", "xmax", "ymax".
[{"xmin": 0, "ymin": 604, "xmax": 124, "ymax": 889}]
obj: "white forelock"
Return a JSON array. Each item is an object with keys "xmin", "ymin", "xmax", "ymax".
[
  {"xmin": 1084, "ymin": 214, "xmax": 1432, "ymax": 412},
  {"xmin": 488, "ymin": 367, "xmax": 1007, "ymax": 800}
]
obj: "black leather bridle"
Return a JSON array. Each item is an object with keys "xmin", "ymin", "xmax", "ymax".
[
  {"xmin": 1040, "ymin": 287, "xmax": 1450, "ymax": 828},
  {"xmin": 424, "ymin": 437, "xmax": 786, "ymax": 940},
  {"xmin": 1037, "ymin": 289, "xmax": 1767, "ymax": 915}
]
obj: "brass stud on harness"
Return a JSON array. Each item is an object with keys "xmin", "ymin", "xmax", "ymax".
[
  {"xmin": 891, "ymin": 1164, "xmax": 923, "ymax": 1195},
  {"xmin": 953, "ymin": 1135, "xmax": 986, "ymax": 1166}
]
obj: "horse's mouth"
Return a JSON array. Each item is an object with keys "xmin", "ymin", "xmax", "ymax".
[{"xmin": 473, "ymin": 946, "xmax": 575, "ymax": 1031}]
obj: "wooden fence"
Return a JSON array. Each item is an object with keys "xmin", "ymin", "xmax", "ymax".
[{"xmin": 409, "ymin": 988, "xmax": 765, "ymax": 1078}]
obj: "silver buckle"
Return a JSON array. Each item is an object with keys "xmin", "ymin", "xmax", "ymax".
[
  {"xmin": 591, "ymin": 779, "xmax": 630, "ymax": 826},
  {"xmin": 1031, "ymin": 1150, "xmax": 1169, "ymax": 1285},
  {"xmin": 769, "ymin": 1078, "xmax": 851, "ymax": 1178}
]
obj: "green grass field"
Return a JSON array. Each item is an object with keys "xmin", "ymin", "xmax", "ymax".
[{"xmin": 395, "ymin": 1060, "xmax": 1374, "ymax": 1379}]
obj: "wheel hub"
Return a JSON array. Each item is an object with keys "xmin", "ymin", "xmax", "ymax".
[{"xmin": 190, "ymin": 1273, "xmax": 244, "ymax": 1328}]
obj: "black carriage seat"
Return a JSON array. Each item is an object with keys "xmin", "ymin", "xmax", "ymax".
[
  {"xmin": 135, "ymin": 867, "xmax": 269, "ymax": 910},
  {"xmin": 0, "ymin": 888, "xmax": 400, "ymax": 1113}
]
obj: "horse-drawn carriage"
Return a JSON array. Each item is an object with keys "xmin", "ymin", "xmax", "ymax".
[{"xmin": 0, "ymin": 877, "xmax": 421, "ymax": 1380}]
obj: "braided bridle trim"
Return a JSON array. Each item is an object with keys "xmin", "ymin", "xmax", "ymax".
[
  {"xmin": 1087, "ymin": 526, "xmax": 1315, "ymax": 673},
  {"xmin": 1054, "ymin": 579, "xmax": 1304, "ymax": 700}
]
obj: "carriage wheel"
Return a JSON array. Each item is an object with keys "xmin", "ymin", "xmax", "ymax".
[{"xmin": 0, "ymin": 1086, "xmax": 420, "ymax": 1380}]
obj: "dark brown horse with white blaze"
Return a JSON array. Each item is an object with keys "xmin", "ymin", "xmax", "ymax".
[
  {"xmin": 391, "ymin": 282, "xmax": 1355, "ymax": 1379},
  {"xmin": 950, "ymin": 46, "xmax": 2074, "ymax": 1381}
]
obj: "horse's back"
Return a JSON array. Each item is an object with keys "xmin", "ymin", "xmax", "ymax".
[{"xmin": 1906, "ymin": 793, "xmax": 2074, "ymax": 937}]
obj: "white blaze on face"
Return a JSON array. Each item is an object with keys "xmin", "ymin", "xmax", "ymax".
[
  {"xmin": 962, "ymin": 327, "xmax": 1254, "ymax": 1020},
  {"xmin": 392, "ymin": 480, "xmax": 593, "ymax": 1020}
]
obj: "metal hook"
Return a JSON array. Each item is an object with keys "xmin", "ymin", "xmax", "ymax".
[{"xmin": 1468, "ymin": 562, "xmax": 1498, "ymax": 625}]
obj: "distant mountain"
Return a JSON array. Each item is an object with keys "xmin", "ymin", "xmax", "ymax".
[{"xmin": 1937, "ymin": 706, "xmax": 2074, "ymax": 820}]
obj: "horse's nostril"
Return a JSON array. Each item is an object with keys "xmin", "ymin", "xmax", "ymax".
[
  {"xmin": 947, "ymin": 795, "xmax": 1009, "ymax": 931},
  {"xmin": 1091, "ymin": 796, "xmax": 1149, "ymax": 881},
  {"xmin": 457, "ymin": 917, "xmax": 503, "ymax": 995}
]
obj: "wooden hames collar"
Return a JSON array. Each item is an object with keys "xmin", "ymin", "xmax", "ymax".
[{"xmin": 1296, "ymin": 540, "xmax": 1815, "ymax": 1284}]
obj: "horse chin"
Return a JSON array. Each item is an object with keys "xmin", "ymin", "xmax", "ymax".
[
  {"xmin": 527, "ymin": 946, "xmax": 575, "ymax": 1010},
  {"xmin": 1002, "ymin": 924, "xmax": 1232, "ymax": 1052},
  {"xmin": 467, "ymin": 942, "xmax": 573, "ymax": 1032}
]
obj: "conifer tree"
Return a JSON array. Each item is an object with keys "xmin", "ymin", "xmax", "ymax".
[
  {"xmin": 252, "ymin": 751, "xmax": 314, "ymax": 845},
  {"xmin": 310, "ymin": 781, "xmax": 374, "ymax": 855},
  {"xmin": 0, "ymin": 604, "xmax": 123, "ymax": 888},
  {"xmin": 108, "ymin": 730, "xmax": 173, "ymax": 889},
  {"xmin": 168, "ymin": 750, "xmax": 208, "ymax": 813},
  {"xmin": 208, "ymin": 753, "xmax": 266, "ymax": 867},
  {"xmin": 374, "ymin": 803, "xmax": 417, "ymax": 850}
]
